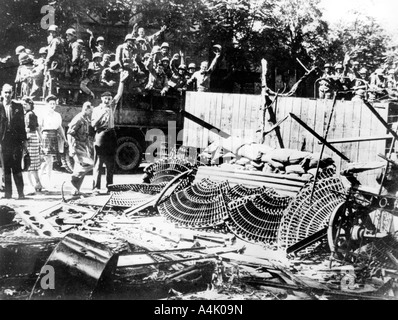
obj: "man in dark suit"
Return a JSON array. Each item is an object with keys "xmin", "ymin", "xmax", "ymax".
[{"xmin": 0, "ymin": 84, "xmax": 27, "ymax": 199}]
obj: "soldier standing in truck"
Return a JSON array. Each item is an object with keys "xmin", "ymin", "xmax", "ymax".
[
  {"xmin": 132, "ymin": 24, "xmax": 167, "ymax": 54},
  {"xmin": 186, "ymin": 51, "xmax": 221, "ymax": 92}
]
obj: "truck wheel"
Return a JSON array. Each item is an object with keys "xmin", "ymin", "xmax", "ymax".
[{"xmin": 115, "ymin": 137, "xmax": 142, "ymax": 172}]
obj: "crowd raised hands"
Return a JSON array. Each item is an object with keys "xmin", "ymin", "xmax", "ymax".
[{"xmin": 12, "ymin": 23, "xmax": 223, "ymax": 103}]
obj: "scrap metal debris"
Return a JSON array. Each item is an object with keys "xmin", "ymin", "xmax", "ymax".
[{"xmin": 0, "ymin": 153, "xmax": 398, "ymax": 300}]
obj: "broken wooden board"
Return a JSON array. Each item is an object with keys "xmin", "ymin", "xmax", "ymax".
[{"xmin": 17, "ymin": 209, "xmax": 61, "ymax": 238}]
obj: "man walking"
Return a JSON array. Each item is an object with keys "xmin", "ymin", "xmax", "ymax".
[
  {"xmin": 67, "ymin": 101, "xmax": 94, "ymax": 195},
  {"xmin": 91, "ymin": 70, "xmax": 129, "ymax": 195},
  {"xmin": 0, "ymin": 84, "xmax": 27, "ymax": 199}
]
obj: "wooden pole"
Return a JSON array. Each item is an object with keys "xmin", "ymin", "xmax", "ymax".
[
  {"xmin": 289, "ymin": 112, "xmax": 349, "ymax": 161},
  {"xmin": 320, "ymin": 135, "xmax": 392, "ymax": 144},
  {"xmin": 266, "ymin": 95, "xmax": 285, "ymax": 148},
  {"xmin": 309, "ymin": 93, "xmax": 338, "ymax": 201}
]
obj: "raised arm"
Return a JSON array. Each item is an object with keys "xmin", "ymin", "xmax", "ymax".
[
  {"xmin": 113, "ymin": 70, "xmax": 130, "ymax": 104},
  {"xmin": 207, "ymin": 52, "xmax": 221, "ymax": 73},
  {"xmin": 87, "ymin": 29, "xmax": 96, "ymax": 54},
  {"xmin": 170, "ymin": 53, "xmax": 180, "ymax": 74},
  {"xmin": 147, "ymin": 25, "xmax": 167, "ymax": 46},
  {"xmin": 131, "ymin": 23, "xmax": 138, "ymax": 37}
]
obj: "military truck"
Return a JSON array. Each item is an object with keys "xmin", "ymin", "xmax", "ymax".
[{"xmin": 33, "ymin": 86, "xmax": 184, "ymax": 173}]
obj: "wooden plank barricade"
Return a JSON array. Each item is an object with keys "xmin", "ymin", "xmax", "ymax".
[{"xmin": 183, "ymin": 92, "xmax": 394, "ymax": 186}]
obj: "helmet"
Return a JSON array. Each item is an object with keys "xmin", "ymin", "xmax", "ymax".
[
  {"xmin": 375, "ymin": 68, "xmax": 384, "ymax": 75},
  {"xmin": 110, "ymin": 61, "xmax": 121, "ymax": 70},
  {"xmin": 92, "ymin": 52, "xmax": 103, "ymax": 60},
  {"xmin": 352, "ymin": 61, "xmax": 359, "ymax": 65},
  {"xmin": 213, "ymin": 44, "xmax": 222, "ymax": 52},
  {"xmin": 359, "ymin": 67, "xmax": 367, "ymax": 74},
  {"xmin": 124, "ymin": 34, "xmax": 135, "ymax": 42},
  {"xmin": 160, "ymin": 42, "xmax": 169, "ymax": 49},
  {"xmin": 96, "ymin": 36, "xmax": 105, "ymax": 43},
  {"xmin": 188, "ymin": 63, "xmax": 196, "ymax": 69},
  {"xmin": 161, "ymin": 57, "xmax": 170, "ymax": 62},
  {"xmin": 178, "ymin": 64, "xmax": 187, "ymax": 70},
  {"xmin": 39, "ymin": 47, "xmax": 48, "ymax": 55},
  {"xmin": 47, "ymin": 25, "xmax": 58, "ymax": 32},
  {"xmin": 151, "ymin": 45, "xmax": 161, "ymax": 54},
  {"xmin": 324, "ymin": 63, "xmax": 332, "ymax": 68},
  {"xmin": 18, "ymin": 53, "xmax": 32, "ymax": 65},
  {"xmin": 335, "ymin": 63, "xmax": 343, "ymax": 69},
  {"xmin": 15, "ymin": 45, "xmax": 25, "ymax": 55},
  {"xmin": 76, "ymin": 39, "xmax": 84, "ymax": 45},
  {"xmin": 65, "ymin": 28, "xmax": 76, "ymax": 36}
]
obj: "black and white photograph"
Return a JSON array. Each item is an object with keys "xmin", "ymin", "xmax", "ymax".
[{"xmin": 0, "ymin": 0, "xmax": 397, "ymax": 306}]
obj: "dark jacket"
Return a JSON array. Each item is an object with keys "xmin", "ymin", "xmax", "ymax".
[{"xmin": 0, "ymin": 100, "xmax": 27, "ymax": 145}]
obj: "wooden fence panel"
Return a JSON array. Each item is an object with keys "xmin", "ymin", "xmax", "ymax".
[{"xmin": 183, "ymin": 92, "xmax": 389, "ymax": 186}]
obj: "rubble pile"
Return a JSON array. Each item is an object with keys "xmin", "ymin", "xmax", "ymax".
[{"xmin": 0, "ymin": 154, "xmax": 397, "ymax": 300}]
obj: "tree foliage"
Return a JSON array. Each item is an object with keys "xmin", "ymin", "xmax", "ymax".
[
  {"xmin": 0, "ymin": 0, "xmax": 393, "ymax": 92},
  {"xmin": 325, "ymin": 11, "xmax": 390, "ymax": 72}
]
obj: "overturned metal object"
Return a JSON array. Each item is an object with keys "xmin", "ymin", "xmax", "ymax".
[
  {"xmin": 29, "ymin": 233, "xmax": 118, "ymax": 300},
  {"xmin": 0, "ymin": 206, "xmax": 16, "ymax": 227}
]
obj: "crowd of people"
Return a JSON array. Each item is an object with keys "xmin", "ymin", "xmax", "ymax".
[
  {"xmin": 12, "ymin": 24, "xmax": 222, "ymax": 104},
  {"xmin": 2, "ymin": 22, "xmax": 398, "ymax": 199},
  {"xmin": 0, "ymin": 23, "xmax": 226, "ymax": 199},
  {"xmin": 0, "ymin": 70, "xmax": 130, "ymax": 199},
  {"xmin": 316, "ymin": 58, "xmax": 398, "ymax": 101}
]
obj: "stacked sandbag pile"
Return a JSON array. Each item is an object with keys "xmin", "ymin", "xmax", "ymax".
[{"xmin": 199, "ymin": 138, "xmax": 335, "ymax": 178}]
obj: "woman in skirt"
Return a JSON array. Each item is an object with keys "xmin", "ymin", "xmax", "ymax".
[
  {"xmin": 39, "ymin": 94, "xmax": 67, "ymax": 189},
  {"xmin": 22, "ymin": 97, "xmax": 43, "ymax": 193}
]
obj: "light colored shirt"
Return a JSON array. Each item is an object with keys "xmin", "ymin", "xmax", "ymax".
[{"xmin": 40, "ymin": 110, "xmax": 62, "ymax": 130}]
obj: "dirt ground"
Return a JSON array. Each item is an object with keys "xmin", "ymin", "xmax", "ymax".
[{"xmin": 0, "ymin": 167, "xmax": 397, "ymax": 301}]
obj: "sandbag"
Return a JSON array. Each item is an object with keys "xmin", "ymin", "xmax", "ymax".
[
  {"xmin": 300, "ymin": 152, "xmax": 334, "ymax": 169},
  {"xmin": 262, "ymin": 163, "xmax": 275, "ymax": 174},
  {"xmin": 288, "ymin": 150, "xmax": 312, "ymax": 165},
  {"xmin": 237, "ymin": 144, "xmax": 262, "ymax": 161},
  {"xmin": 267, "ymin": 148, "xmax": 297, "ymax": 164},
  {"xmin": 220, "ymin": 137, "xmax": 246, "ymax": 154},
  {"xmin": 245, "ymin": 164, "xmax": 257, "ymax": 171},
  {"xmin": 236, "ymin": 157, "xmax": 251, "ymax": 166},
  {"xmin": 285, "ymin": 164, "xmax": 305, "ymax": 175},
  {"xmin": 261, "ymin": 154, "xmax": 285, "ymax": 170},
  {"xmin": 237, "ymin": 143, "xmax": 275, "ymax": 161}
]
